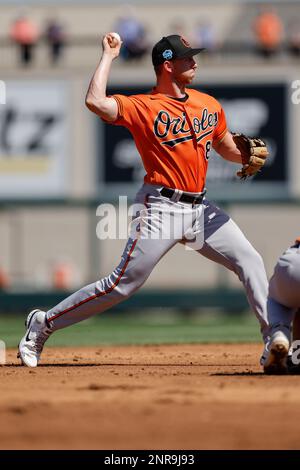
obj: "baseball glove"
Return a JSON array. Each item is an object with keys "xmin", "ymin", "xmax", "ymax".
[{"xmin": 232, "ymin": 133, "xmax": 269, "ymax": 179}]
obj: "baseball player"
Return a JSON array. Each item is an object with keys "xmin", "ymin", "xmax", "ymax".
[
  {"xmin": 18, "ymin": 33, "xmax": 270, "ymax": 367},
  {"xmin": 262, "ymin": 237, "xmax": 300, "ymax": 374}
]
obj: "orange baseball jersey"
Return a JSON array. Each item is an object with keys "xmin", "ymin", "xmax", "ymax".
[{"xmin": 109, "ymin": 88, "xmax": 227, "ymax": 193}]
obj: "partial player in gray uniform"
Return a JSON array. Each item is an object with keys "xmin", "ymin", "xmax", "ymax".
[
  {"xmin": 17, "ymin": 32, "xmax": 270, "ymax": 367},
  {"xmin": 262, "ymin": 238, "xmax": 300, "ymax": 374}
]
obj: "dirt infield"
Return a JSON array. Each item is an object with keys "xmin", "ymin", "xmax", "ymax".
[{"xmin": 1, "ymin": 343, "xmax": 300, "ymax": 450}]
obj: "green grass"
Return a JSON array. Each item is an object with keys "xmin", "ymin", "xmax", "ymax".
[{"xmin": 0, "ymin": 311, "xmax": 262, "ymax": 348}]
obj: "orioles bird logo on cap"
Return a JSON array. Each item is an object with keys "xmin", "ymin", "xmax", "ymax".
[{"xmin": 180, "ymin": 36, "xmax": 190, "ymax": 47}]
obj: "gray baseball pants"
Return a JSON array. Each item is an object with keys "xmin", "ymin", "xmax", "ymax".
[{"xmin": 46, "ymin": 184, "xmax": 269, "ymax": 341}]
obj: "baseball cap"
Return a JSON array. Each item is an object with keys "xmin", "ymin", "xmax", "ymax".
[{"xmin": 152, "ymin": 34, "xmax": 205, "ymax": 66}]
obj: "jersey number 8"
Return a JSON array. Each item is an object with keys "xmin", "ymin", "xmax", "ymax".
[{"xmin": 205, "ymin": 141, "xmax": 212, "ymax": 161}]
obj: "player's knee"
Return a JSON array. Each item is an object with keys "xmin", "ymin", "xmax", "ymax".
[
  {"xmin": 235, "ymin": 243, "xmax": 264, "ymax": 268},
  {"xmin": 234, "ymin": 245, "xmax": 265, "ymax": 279},
  {"xmin": 248, "ymin": 248, "xmax": 265, "ymax": 270},
  {"xmin": 126, "ymin": 264, "xmax": 149, "ymax": 287},
  {"xmin": 117, "ymin": 277, "xmax": 145, "ymax": 299},
  {"xmin": 117, "ymin": 265, "xmax": 150, "ymax": 298},
  {"xmin": 239, "ymin": 247, "xmax": 266, "ymax": 280}
]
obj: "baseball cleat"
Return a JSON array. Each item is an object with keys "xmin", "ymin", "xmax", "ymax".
[
  {"xmin": 259, "ymin": 342, "xmax": 269, "ymax": 367},
  {"xmin": 262, "ymin": 330, "xmax": 290, "ymax": 375},
  {"xmin": 18, "ymin": 309, "xmax": 52, "ymax": 367}
]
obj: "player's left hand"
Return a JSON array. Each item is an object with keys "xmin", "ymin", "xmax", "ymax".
[{"xmin": 232, "ymin": 133, "xmax": 269, "ymax": 179}]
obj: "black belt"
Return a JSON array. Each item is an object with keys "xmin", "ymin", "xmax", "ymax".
[
  {"xmin": 160, "ymin": 187, "xmax": 206, "ymax": 205},
  {"xmin": 292, "ymin": 242, "xmax": 300, "ymax": 248}
]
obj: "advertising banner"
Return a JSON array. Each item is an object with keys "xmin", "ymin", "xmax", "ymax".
[{"xmin": 0, "ymin": 81, "xmax": 69, "ymax": 198}]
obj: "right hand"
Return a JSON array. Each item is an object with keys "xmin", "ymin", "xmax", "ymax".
[{"xmin": 102, "ymin": 33, "xmax": 122, "ymax": 60}]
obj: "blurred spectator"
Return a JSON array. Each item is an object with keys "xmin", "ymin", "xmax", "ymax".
[
  {"xmin": 0, "ymin": 268, "xmax": 9, "ymax": 290},
  {"xmin": 45, "ymin": 18, "xmax": 66, "ymax": 64},
  {"xmin": 114, "ymin": 9, "xmax": 148, "ymax": 61},
  {"xmin": 287, "ymin": 19, "xmax": 300, "ymax": 58},
  {"xmin": 168, "ymin": 18, "xmax": 187, "ymax": 39},
  {"xmin": 253, "ymin": 8, "xmax": 283, "ymax": 58},
  {"xmin": 10, "ymin": 15, "xmax": 39, "ymax": 65},
  {"xmin": 193, "ymin": 20, "xmax": 217, "ymax": 53},
  {"xmin": 52, "ymin": 261, "xmax": 74, "ymax": 290}
]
